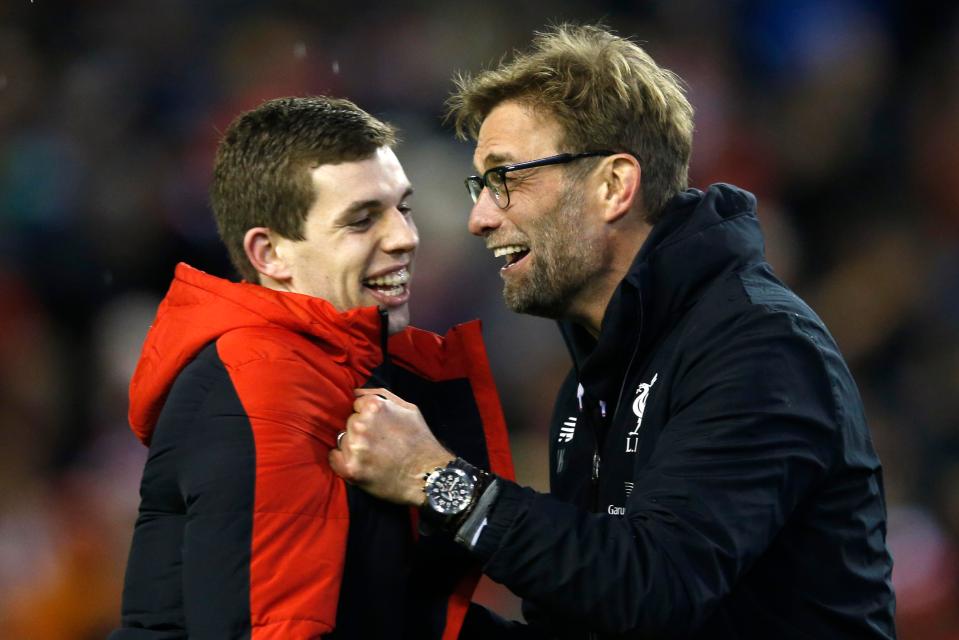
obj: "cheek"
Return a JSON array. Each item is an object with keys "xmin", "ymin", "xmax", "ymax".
[
  {"xmin": 528, "ymin": 213, "xmax": 561, "ymax": 250},
  {"xmin": 336, "ymin": 255, "xmax": 369, "ymax": 294},
  {"xmin": 300, "ymin": 251, "xmax": 351, "ymax": 301}
]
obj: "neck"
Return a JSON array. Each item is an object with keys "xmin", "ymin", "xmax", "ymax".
[
  {"xmin": 566, "ymin": 273, "xmax": 621, "ymax": 338},
  {"xmin": 259, "ymin": 274, "xmax": 299, "ymax": 296},
  {"xmin": 568, "ymin": 223, "xmax": 651, "ymax": 338}
]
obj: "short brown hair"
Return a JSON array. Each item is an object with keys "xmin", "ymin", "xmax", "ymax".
[
  {"xmin": 447, "ymin": 24, "xmax": 693, "ymax": 222},
  {"xmin": 210, "ymin": 96, "xmax": 397, "ymax": 282}
]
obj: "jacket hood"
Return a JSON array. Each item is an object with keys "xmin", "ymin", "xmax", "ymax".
[
  {"xmin": 128, "ymin": 263, "xmax": 383, "ymax": 444},
  {"xmin": 562, "ymin": 183, "xmax": 766, "ymax": 405}
]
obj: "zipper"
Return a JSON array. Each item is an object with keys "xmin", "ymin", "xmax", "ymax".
[
  {"xmin": 561, "ymin": 279, "xmax": 646, "ymax": 640},
  {"xmin": 608, "ymin": 285, "xmax": 645, "ymax": 427},
  {"xmin": 377, "ymin": 306, "xmax": 393, "ymax": 389},
  {"xmin": 589, "ymin": 399, "xmax": 607, "ymax": 511},
  {"xmin": 594, "ymin": 400, "xmax": 607, "ymax": 503},
  {"xmin": 590, "ymin": 448, "xmax": 601, "ymax": 511}
]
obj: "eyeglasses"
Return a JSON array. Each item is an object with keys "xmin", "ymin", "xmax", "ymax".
[{"xmin": 465, "ymin": 151, "xmax": 615, "ymax": 209}]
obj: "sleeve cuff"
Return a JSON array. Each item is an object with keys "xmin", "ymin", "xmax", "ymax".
[{"xmin": 454, "ymin": 478, "xmax": 526, "ymax": 561}]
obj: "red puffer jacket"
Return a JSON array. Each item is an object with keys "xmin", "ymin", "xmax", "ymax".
[{"xmin": 111, "ymin": 263, "xmax": 513, "ymax": 639}]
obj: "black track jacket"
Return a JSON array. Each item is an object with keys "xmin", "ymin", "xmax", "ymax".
[{"xmin": 462, "ymin": 184, "xmax": 897, "ymax": 639}]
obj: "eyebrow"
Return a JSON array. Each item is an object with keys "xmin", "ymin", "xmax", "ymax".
[
  {"xmin": 336, "ymin": 186, "xmax": 414, "ymax": 221},
  {"xmin": 478, "ymin": 152, "xmax": 515, "ymax": 171}
]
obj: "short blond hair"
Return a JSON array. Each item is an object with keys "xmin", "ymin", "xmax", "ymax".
[{"xmin": 447, "ymin": 24, "xmax": 694, "ymax": 222}]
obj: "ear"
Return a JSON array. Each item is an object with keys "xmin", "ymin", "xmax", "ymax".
[
  {"xmin": 598, "ymin": 154, "xmax": 642, "ymax": 224},
  {"xmin": 243, "ymin": 227, "xmax": 292, "ymax": 283}
]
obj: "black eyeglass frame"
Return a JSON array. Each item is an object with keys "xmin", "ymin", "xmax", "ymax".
[{"xmin": 465, "ymin": 151, "xmax": 617, "ymax": 209}]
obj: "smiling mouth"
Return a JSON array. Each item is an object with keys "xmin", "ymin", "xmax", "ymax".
[
  {"xmin": 493, "ymin": 244, "xmax": 531, "ymax": 270},
  {"xmin": 363, "ymin": 267, "xmax": 410, "ymax": 298}
]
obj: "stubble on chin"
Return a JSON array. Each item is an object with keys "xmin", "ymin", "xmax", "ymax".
[{"xmin": 502, "ymin": 185, "xmax": 600, "ymax": 319}]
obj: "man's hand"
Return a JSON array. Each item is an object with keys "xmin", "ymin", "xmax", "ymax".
[{"xmin": 329, "ymin": 388, "xmax": 454, "ymax": 506}]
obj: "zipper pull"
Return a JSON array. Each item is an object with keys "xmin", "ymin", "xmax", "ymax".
[
  {"xmin": 599, "ymin": 400, "xmax": 607, "ymax": 418},
  {"xmin": 591, "ymin": 451, "xmax": 601, "ymax": 482}
]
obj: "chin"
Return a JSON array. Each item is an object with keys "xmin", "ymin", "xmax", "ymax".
[{"xmin": 503, "ymin": 283, "xmax": 568, "ymax": 320}]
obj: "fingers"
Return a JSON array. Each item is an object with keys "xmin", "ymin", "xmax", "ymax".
[
  {"xmin": 334, "ymin": 413, "xmax": 377, "ymax": 477},
  {"xmin": 354, "ymin": 387, "xmax": 414, "ymax": 409},
  {"xmin": 329, "ymin": 424, "xmax": 363, "ymax": 483},
  {"xmin": 328, "ymin": 446, "xmax": 346, "ymax": 477},
  {"xmin": 328, "ymin": 446, "xmax": 362, "ymax": 487},
  {"xmin": 355, "ymin": 387, "xmax": 395, "ymax": 400},
  {"xmin": 352, "ymin": 393, "xmax": 383, "ymax": 413}
]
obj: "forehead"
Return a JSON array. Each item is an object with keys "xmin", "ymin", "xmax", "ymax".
[
  {"xmin": 473, "ymin": 101, "xmax": 565, "ymax": 170},
  {"xmin": 308, "ymin": 146, "xmax": 409, "ymax": 214}
]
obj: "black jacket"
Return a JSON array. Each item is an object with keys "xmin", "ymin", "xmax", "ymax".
[{"xmin": 463, "ymin": 184, "xmax": 896, "ymax": 639}]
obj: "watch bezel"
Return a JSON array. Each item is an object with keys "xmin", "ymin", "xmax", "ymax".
[{"xmin": 425, "ymin": 466, "xmax": 476, "ymax": 516}]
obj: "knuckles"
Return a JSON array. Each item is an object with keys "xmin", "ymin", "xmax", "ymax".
[
  {"xmin": 353, "ymin": 394, "xmax": 385, "ymax": 413},
  {"xmin": 340, "ymin": 462, "xmax": 361, "ymax": 483}
]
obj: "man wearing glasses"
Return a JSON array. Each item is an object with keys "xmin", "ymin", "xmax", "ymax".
[{"xmin": 331, "ymin": 24, "xmax": 897, "ymax": 639}]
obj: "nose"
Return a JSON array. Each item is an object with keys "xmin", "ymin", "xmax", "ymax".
[
  {"xmin": 382, "ymin": 207, "xmax": 418, "ymax": 254},
  {"xmin": 467, "ymin": 189, "xmax": 504, "ymax": 237}
]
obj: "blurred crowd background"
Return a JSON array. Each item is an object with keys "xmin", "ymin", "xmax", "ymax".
[{"xmin": 1, "ymin": 0, "xmax": 958, "ymax": 637}]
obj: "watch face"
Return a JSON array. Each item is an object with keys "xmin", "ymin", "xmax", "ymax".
[{"xmin": 426, "ymin": 467, "xmax": 475, "ymax": 515}]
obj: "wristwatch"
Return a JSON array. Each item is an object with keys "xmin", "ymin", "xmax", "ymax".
[{"xmin": 420, "ymin": 458, "xmax": 491, "ymax": 533}]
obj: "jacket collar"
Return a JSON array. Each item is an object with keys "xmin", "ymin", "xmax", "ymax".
[
  {"xmin": 128, "ymin": 263, "xmax": 385, "ymax": 444},
  {"xmin": 561, "ymin": 183, "xmax": 766, "ymax": 406}
]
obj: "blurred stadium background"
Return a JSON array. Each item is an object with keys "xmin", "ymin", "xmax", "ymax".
[{"xmin": 1, "ymin": 0, "xmax": 958, "ymax": 637}]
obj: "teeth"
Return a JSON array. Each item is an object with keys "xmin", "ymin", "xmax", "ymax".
[
  {"xmin": 364, "ymin": 268, "xmax": 410, "ymax": 287},
  {"xmin": 492, "ymin": 245, "xmax": 529, "ymax": 258},
  {"xmin": 376, "ymin": 285, "xmax": 404, "ymax": 296}
]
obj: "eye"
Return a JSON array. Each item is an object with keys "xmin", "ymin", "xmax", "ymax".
[
  {"xmin": 486, "ymin": 171, "xmax": 506, "ymax": 188},
  {"xmin": 347, "ymin": 216, "xmax": 373, "ymax": 230},
  {"xmin": 398, "ymin": 202, "xmax": 413, "ymax": 216}
]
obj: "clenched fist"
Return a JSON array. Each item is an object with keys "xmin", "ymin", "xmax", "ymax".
[{"xmin": 329, "ymin": 388, "xmax": 454, "ymax": 506}]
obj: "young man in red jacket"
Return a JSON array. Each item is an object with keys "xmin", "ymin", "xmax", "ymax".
[{"xmin": 111, "ymin": 96, "xmax": 512, "ymax": 639}]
